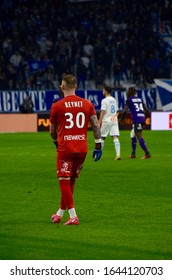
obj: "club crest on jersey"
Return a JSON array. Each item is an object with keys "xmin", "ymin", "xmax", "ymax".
[
  {"xmin": 109, "ymin": 115, "xmax": 117, "ymax": 123},
  {"xmin": 60, "ymin": 160, "xmax": 71, "ymax": 174}
]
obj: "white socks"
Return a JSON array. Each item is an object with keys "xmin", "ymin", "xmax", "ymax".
[
  {"xmin": 68, "ymin": 208, "xmax": 77, "ymax": 218},
  {"xmin": 101, "ymin": 139, "xmax": 105, "ymax": 149},
  {"xmin": 113, "ymin": 138, "xmax": 120, "ymax": 157},
  {"xmin": 56, "ymin": 208, "xmax": 77, "ymax": 218},
  {"xmin": 56, "ymin": 208, "xmax": 65, "ymax": 218}
]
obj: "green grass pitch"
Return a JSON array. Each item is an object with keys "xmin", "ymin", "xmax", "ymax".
[{"xmin": 0, "ymin": 130, "xmax": 171, "ymax": 260}]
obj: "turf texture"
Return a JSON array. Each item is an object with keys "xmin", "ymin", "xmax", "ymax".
[{"xmin": 0, "ymin": 130, "xmax": 171, "ymax": 260}]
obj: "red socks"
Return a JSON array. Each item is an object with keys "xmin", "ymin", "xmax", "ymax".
[{"xmin": 59, "ymin": 179, "xmax": 74, "ymax": 210}]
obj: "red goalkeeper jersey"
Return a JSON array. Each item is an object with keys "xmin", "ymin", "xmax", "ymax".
[{"xmin": 50, "ymin": 95, "xmax": 96, "ymax": 153}]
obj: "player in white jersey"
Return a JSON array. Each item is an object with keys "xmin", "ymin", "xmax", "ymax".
[{"xmin": 99, "ymin": 86, "xmax": 121, "ymax": 160}]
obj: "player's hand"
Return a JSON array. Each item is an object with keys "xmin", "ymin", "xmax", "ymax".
[
  {"xmin": 53, "ymin": 140, "xmax": 58, "ymax": 148},
  {"xmin": 92, "ymin": 149, "xmax": 102, "ymax": 161}
]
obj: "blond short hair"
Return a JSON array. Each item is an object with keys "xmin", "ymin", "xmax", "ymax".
[{"xmin": 62, "ymin": 74, "xmax": 77, "ymax": 90}]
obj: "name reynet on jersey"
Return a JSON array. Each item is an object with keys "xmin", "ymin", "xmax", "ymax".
[
  {"xmin": 64, "ymin": 101, "xmax": 83, "ymax": 108},
  {"xmin": 64, "ymin": 134, "xmax": 86, "ymax": 140}
]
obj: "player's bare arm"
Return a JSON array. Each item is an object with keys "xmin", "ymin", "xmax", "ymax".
[
  {"xmin": 90, "ymin": 114, "xmax": 102, "ymax": 161},
  {"xmin": 143, "ymin": 103, "xmax": 150, "ymax": 116},
  {"xmin": 99, "ymin": 110, "xmax": 106, "ymax": 126},
  {"xmin": 90, "ymin": 115, "xmax": 101, "ymax": 140},
  {"xmin": 50, "ymin": 122, "xmax": 57, "ymax": 140},
  {"xmin": 119, "ymin": 104, "xmax": 128, "ymax": 123},
  {"xmin": 50, "ymin": 122, "xmax": 58, "ymax": 148}
]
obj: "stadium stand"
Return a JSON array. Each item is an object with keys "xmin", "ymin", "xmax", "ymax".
[{"xmin": 0, "ymin": 0, "xmax": 171, "ymax": 91}]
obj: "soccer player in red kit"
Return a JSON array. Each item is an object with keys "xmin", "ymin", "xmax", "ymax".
[{"xmin": 50, "ymin": 74, "xmax": 102, "ymax": 225}]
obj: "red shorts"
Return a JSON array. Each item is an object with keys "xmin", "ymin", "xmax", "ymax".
[{"xmin": 56, "ymin": 152, "xmax": 87, "ymax": 178}]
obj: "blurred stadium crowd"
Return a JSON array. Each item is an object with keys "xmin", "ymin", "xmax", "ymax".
[{"xmin": 0, "ymin": 0, "xmax": 172, "ymax": 91}]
